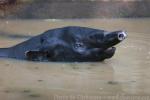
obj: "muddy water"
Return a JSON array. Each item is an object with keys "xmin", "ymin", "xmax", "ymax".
[{"xmin": 0, "ymin": 18, "xmax": 150, "ymax": 100}]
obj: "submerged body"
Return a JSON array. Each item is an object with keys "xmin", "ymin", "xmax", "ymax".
[{"xmin": 0, "ymin": 26, "xmax": 127, "ymax": 62}]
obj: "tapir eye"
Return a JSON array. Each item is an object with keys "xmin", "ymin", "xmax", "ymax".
[
  {"xmin": 74, "ymin": 42, "xmax": 84, "ymax": 49},
  {"xmin": 73, "ymin": 41, "xmax": 86, "ymax": 53}
]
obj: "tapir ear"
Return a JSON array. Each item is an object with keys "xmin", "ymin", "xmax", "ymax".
[{"xmin": 25, "ymin": 50, "xmax": 49, "ymax": 61}]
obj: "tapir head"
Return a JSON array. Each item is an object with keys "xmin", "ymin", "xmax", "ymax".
[
  {"xmin": 88, "ymin": 30, "xmax": 127, "ymax": 59},
  {"xmin": 103, "ymin": 30, "xmax": 127, "ymax": 48},
  {"xmin": 102, "ymin": 30, "xmax": 127, "ymax": 59}
]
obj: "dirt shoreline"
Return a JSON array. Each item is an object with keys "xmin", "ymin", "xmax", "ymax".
[{"xmin": 0, "ymin": 0, "xmax": 150, "ymax": 19}]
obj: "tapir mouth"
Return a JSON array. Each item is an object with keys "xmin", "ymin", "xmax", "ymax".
[
  {"xmin": 106, "ymin": 47, "xmax": 116, "ymax": 52},
  {"xmin": 102, "ymin": 46, "xmax": 116, "ymax": 59}
]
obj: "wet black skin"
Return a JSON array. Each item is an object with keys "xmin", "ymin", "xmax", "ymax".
[{"xmin": 0, "ymin": 26, "xmax": 126, "ymax": 62}]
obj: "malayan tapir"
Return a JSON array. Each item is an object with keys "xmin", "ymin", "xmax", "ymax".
[{"xmin": 0, "ymin": 26, "xmax": 127, "ymax": 62}]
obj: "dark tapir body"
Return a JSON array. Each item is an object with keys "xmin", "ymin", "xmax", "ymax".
[{"xmin": 0, "ymin": 26, "xmax": 127, "ymax": 62}]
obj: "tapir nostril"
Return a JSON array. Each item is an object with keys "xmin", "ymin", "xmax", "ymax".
[{"xmin": 118, "ymin": 31, "xmax": 127, "ymax": 41}]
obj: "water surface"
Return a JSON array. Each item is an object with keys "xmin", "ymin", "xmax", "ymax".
[{"xmin": 0, "ymin": 18, "xmax": 150, "ymax": 100}]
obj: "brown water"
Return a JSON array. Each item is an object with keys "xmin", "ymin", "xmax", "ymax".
[{"xmin": 0, "ymin": 18, "xmax": 150, "ymax": 100}]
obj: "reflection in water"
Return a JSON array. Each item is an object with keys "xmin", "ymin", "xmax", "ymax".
[{"xmin": 0, "ymin": 19, "xmax": 150, "ymax": 100}]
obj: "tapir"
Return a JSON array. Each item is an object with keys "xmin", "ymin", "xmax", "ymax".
[{"xmin": 0, "ymin": 26, "xmax": 127, "ymax": 62}]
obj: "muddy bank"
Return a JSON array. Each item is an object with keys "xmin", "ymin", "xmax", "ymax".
[{"xmin": 0, "ymin": 0, "xmax": 150, "ymax": 19}]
